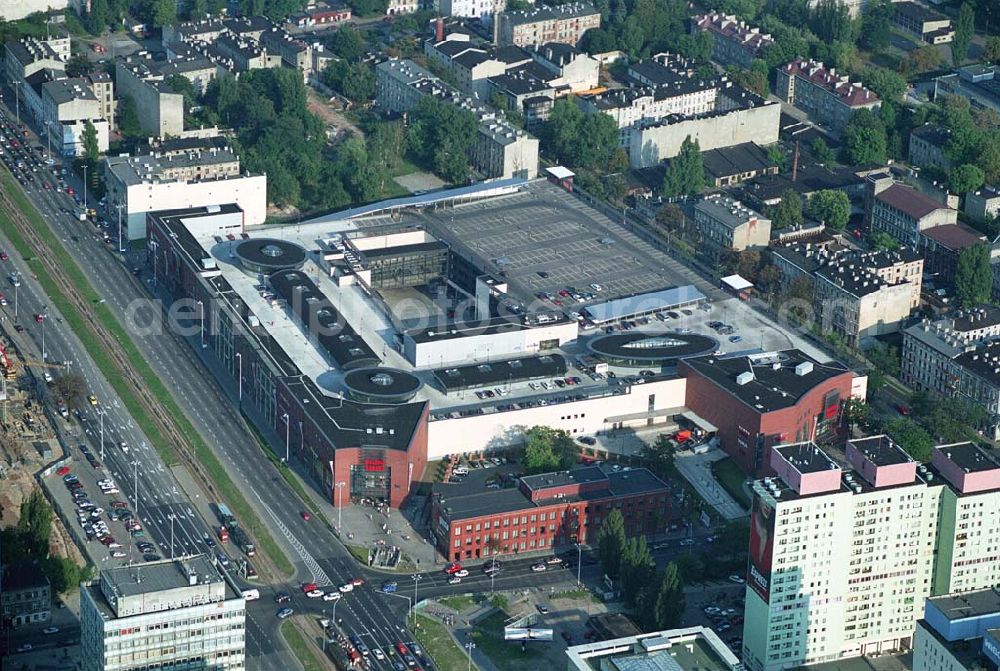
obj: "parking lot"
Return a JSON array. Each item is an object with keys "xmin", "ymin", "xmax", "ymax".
[{"xmin": 401, "ymin": 181, "xmax": 724, "ymax": 308}]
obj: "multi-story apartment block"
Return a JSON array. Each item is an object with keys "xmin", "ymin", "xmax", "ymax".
[
  {"xmin": 375, "ymin": 58, "xmax": 538, "ymax": 179},
  {"xmin": 40, "ymin": 77, "xmax": 112, "ymax": 156},
  {"xmin": 692, "ymin": 13, "xmax": 773, "ymax": 69},
  {"xmin": 4, "ymin": 36, "xmax": 68, "ymax": 87},
  {"xmin": 624, "ymin": 83, "xmax": 779, "ymax": 168},
  {"xmin": 386, "ymin": 0, "xmax": 419, "ymax": 15},
  {"xmin": 894, "ymin": 1, "xmax": 954, "ymax": 45},
  {"xmin": 116, "ymin": 56, "xmax": 186, "ymax": 137},
  {"xmin": 965, "ymin": 184, "xmax": 1000, "ymax": 224},
  {"xmin": 909, "ymin": 123, "xmax": 954, "ymax": 170},
  {"xmin": 869, "ymin": 178, "xmax": 959, "ymax": 246},
  {"xmin": 104, "ymin": 140, "xmax": 266, "ymax": 240},
  {"xmin": 742, "ymin": 437, "xmax": 940, "ymax": 671},
  {"xmin": 287, "ymin": 2, "xmax": 352, "ymax": 29},
  {"xmin": 929, "ymin": 442, "xmax": 1000, "ymax": 594},
  {"xmin": 918, "ymin": 224, "xmax": 986, "ymax": 284},
  {"xmin": 914, "ymin": 588, "xmax": 1000, "ymax": 671},
  {"xmin": 901, "ymin": 308, "xmax": 1000, "ymax": 438},
  {"xmin": 580, "ymin": 54, "xmax": 720, "ymax": 137},
  {"xmin": 771, "ymin": 243, "xmax": 923, "ymax": 344},
  {"xmin": 0, "ymin": 563, "xmax": 51, "ymax": 627},
  {"xmin": 692, "ymin": 194, "xmax": 771, "ymax": 259},
  {"xmin": 777, "ymin": 59, "xmax": 880, "ymax": 131},
  {"xmin": 499, "ymin": 3, "xmax": 601, "ymax": 48},
  {"xmin": 439, "ymin": 0, "xmax": 508, "ymax": 17},
  {"xmin": 529, "ymin": 42, "xmax": 599, "ymax": 93},
  {"xmin": 80, "ymin": 555, "xmax": 246, "ymax": 671}
]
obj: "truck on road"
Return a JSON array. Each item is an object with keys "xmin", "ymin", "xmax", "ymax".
[{"xmin": 215, "ymin": 502, "xmax": 255, "ymax": 557}]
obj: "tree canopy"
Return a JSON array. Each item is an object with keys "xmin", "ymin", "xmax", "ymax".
[
  {"xmin": 541, "ymin": 99, "xmax": 621, "ymax": 172},
  {"xmin": 807, "ymin": 190, "xmax": 850, "ymax": 231},
  {"xmin": 662, "ymin": 136, "xmax": 705, "ymax": 198},
  {"xmin": 768, "ymin": 190, "xmax": 804, "ymax": 230},
  {"xmin": 954, "ymin": 244, "xmax": 992, "ymax": 308},
  {"xmin": 842, "ymin": 108, "xmax": 888, "ymax": 165},
  {"xmin": 597, "ymin": 508, "xmax": 626, "ymax": 579},
  {"xmin": 522, "ymin": 426, "xmax": 578, "ymax": 474},
  {"xmin": 407, "ymin": 96, "xmax": 478, "ymax": 185}
]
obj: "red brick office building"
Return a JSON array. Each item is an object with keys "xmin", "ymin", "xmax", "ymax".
[
  {"xmin": 430, "ymin": 466, "xmax": 670, "ymax": 562},
  {"xmin": 679, "ymin": 350, "xmax": 855, "ymax": 477}
]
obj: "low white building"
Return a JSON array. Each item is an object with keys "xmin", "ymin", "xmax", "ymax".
[
  {"xmin": 427, "ymin": 375, "xmax": 687, "ymax": 457},
  {"xmin": 104, "ymin": 146, "xmax": 266, "ymax": 240},
  {"xmin": 80, "ymin": 555, "xmax": 246, "ymax": 671},
  {"xmin": 404, "ymin": 317, "xmax": 578, "ymax": 368}
]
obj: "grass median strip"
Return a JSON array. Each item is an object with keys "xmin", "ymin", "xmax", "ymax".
[
  {"xmin": 280, "ymin": 620, "xmax": 327, "ymax": 671},
  {"xmin": 0, "ymin": 172, "xmax": 292, "ymax": 577},
  {"xmin": 413, "ymin": 613, "xmax": 476, "ymax": 671}
]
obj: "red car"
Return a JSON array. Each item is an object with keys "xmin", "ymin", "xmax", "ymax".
[
  {"xmin": 896, "ymin": 404, "xmax": 912, "ymax": 416},
  {"xmin": 66, "ymin": 187, "xmax": 75, "ymax": 196},
  {"xmin": 444, "ymin": 562, "xmax": 463, "ymax": 575},
  {"xmin": 301, "ymin": 582, "xmax": 318, "ymax": 593},
  {"xmin": 395, "ymin": 641, "xmax": 409, "ymax": 656},
  {"xmin": 0, "ymin": 251, "xmax": 8, "ymax": 260},
  {"xmin": 351, "ymin": 577, "xmax": 365, "ymax": 586},
  {"xmin": 56, "ymin": 466, "xmax": 71, "ymax": 476},
  {"xmin": 34, "ymin": 313, "xmax": 45, "ymax": 323},
  {"xmin": 300, "ymin": 511, "xmax": 311, "ymax": 521}
]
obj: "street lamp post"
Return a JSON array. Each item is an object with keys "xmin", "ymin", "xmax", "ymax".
[
  {"xmin": 281, "ymin": 412, "xmax": 290, "ymax": 463},
  {"xmin": 13, "ymin": 282, "xmax": 17, "ymax": 322},
  {"xmin": 412, "ymin": 574, "xmax": 423, "ymax": 624},
  {"xmin": 235, "ymin": 352, "xmax": 242, "ymax": 406},
  {"xmin": 82, "ymin": 163, "xmax": 88, "ymax": 213},
  {"xmin": 99, "ymin": 410, "xmax": 105, "ymax": 461},
  {"xmin": 465, "ymin": 642, "xmax": 476, "ymax": 671},
  {"xmin": 40, "ymin": 306, "xmax": 48, "ymax": 360},
  {"xmin": 169, "ymin": 514, "xmax": 176, "ymax": 559},
  {"xmin": 10, "ymin": 80, "xmax": 20, "ymax": 126},
  {"xmin": 335, "ymin": 481, "xmax": 346, "ymax": 531},
  {"xmin": 196, "ymin": 300, "xmax": 206, "ymax": 349},
  {"xmin": 116, "ymin": 202, "xmax": 125, "ymax": 253},
  {"xmin": 577, "ymin": 544, "xmax": 582, "ymax": 587}
]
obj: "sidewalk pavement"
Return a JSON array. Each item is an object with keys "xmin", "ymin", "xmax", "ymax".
[{"xmin": 674, "ymin": 448, "xmax": 748, "ymax": 521}]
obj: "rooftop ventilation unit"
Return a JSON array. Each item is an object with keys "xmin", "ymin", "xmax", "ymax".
[
  {"xmin": 794, "ymin": 361, "xmax": 813, "ymax": 376},
  {"xmin": 736, "ymin": 371, "xmax": 754, "ymax": 385}
]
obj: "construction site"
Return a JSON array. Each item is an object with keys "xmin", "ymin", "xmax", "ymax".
[{"xmin": 0, "ymin": 329, "xmax": 84, "ymax": 576}]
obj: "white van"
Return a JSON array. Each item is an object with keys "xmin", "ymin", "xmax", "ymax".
[{"xmin": 241, "ymin": 589, "xmax": 260, "ymax": 601}]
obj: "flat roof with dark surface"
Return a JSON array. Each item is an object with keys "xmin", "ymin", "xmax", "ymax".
[
  {"xmin": 680, "ymin": 350, "xmax": 848, "ymax": 413},
  {"xmin": 522, "ymin": 465, "xmax": 606, "ymax": 491},
  {"xmin": 437, "ymin": 466, "xmax": 668, "ymax": 521},
  {"xmin": 235, "ymin": 238, "xmax": 307, "ymax": 273},
  {"xmin": 433, "ymin": 354, "xmax": 567, "ymax": 390},
  {"xmin": 701, "ymin": 143, "xmax": 776, "ymax": 181},
  {"xmin": 953, "ymin": 306, "xmax": 1000, "ymax": 332},
  {"xmin": 920, "ymin": 223, "xmax": 986, "ymax": 251},
  {"xmin": 358, "ymin": 240, "xmax": 449, "ymax": 260},
  {"xmin": 343, "ymin": 367, "xmax": 422, "ymax": 401},
  {"xmin": 954, "ymin": 342, "xmax": 1000, "ymax": 387},
  {"xmin": 775, "ymin": 442, "xmax": 839, "ymax": 474},
  {"xmin": 406, "ymin": 315, "xmax": 570, "ymax": 344},
  {"xmin": 928, "ymin": 588, "xmax": 1000, "ymax": 621},
  {"xmin": 587, "ymin": 332, "xmax": 718, "ymax": 363},
  {"xmin": 1, "ymin": 563, "xmax": 49, "ymax": 591},
  {"xmin": 283, "ymin": 375, "xmax": 425, "ymax": 451},
  {"xmin": 935, "ymin": 442, "xmax": 1000, "ymax": 474},
  {"xmin": 895, "ymin": 1, "xmax": 949, "ymax": 23},
  {"xmin": 849, "ymin": 435, "xmax": 912, "ymax": 466},
  {"xmin": 269, "ymin": 269, "xmax": 380, "ymax": 370}
]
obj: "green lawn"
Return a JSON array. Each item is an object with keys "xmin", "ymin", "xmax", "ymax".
[
  {"xmin": 346, "ymin": 544, "xmax": 371, "ymax": 565},
  {"xmin": 550, "ymin": 588, "xmax": 598, "ymax": 602},
  {"xmin": 0, "ymin": 170, "xmax": 293, "ymax": 577},
  {"xmin": 710, "ymin": 457, "xmax": 751, "ymax": 509},
  {"xmin": 468, "ymin": 611, "xmax": 554, "ymax": 671},
  {"xmin": 280, "ymin": 621, "xmax": 326, "ymax": 671},
  {"xmin": 413, "ymin": 613, "xmax": 475, "ymax": 671},
  {"xmin": 438, "ymin": 594, "xmax": 479, "ymax": 612}
]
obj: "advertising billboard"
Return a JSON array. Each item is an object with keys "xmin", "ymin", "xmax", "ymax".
[{"xmin": 748, "ymin": 494, "xmax": 775, "ymax": 603}]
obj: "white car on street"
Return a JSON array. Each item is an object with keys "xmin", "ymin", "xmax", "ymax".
[
  {"xmin": 338, "ymin": 583, "xmax": 354, "ymax": 593},
  {"xmin": 306, "ymin": 589, "xmax": 325, "ymax": 598},
  {"xmin": 323, "ymin": 591, "xmax": 341, "ymax": 601}
]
